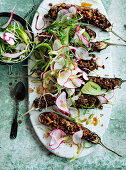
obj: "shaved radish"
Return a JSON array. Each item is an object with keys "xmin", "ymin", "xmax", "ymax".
[
  {"xmin": 54, "ymin": 56, "xmax": 65, "ymax": 70},
  {"xmin": 66, "ymin": 88, "xmax": 75, "ymax": 97},
  {"xmin": 71, "ymin": 66, "xmax": 82, "ymax": 75},
  {"xmin": 49, "ymin": 129, "xmax": 67, "ymax": 150},
  {"xmin": 61, "ymin": 13, "xmax": 72, "ymax": 23},
  {"xmin": 56, "ymin": 91, "xmax": 70, "ymax": 114},
  {"xmin": 0, "ymin": 32, "xmax": 4, "ymax": 39},
  {"xmin": 95, "ymin": 58, "xmax": 104, "ymax": 67},
  {"xmin": 35, "ymin": 14, "xmax": 45, "ymax": 30},
  {"xmin": 72, "ymin": 130, "xmax": 83, "ymax": 145},
  {"xmin": 57, "ymin": 70, "xmax": 71, "ymax": 86},
  {"xmin": 1, "ymin": 50, "xmax": 26, "ymax": 58},
  {"xmin": 15, "ymin": 43, "xmax": 26, "ymax": 51},
  {"xmin": 76, "ymin": 25, "xmax": 81, "ymax": 32},
  {"xmin": 69, "ymin": 6, "xmax": 77, "ymax": 16},
  {"xmin": 56, "ymin": 9, "xmax": 70, "ymax": 22},
  {"xmin": 70, "ymin": 77, "xmax": 83, "ymax": 88},
  {"xmin": 1, "ymin": 7, "xmax": 15, "ymax": 29},
  {"xmin": 97, "ymin": 95, "xmax": 109, "ymax": 104},
  {"xmin": 64, "ymin": 79, "xmax": 77, "ymax": 89},
  {"xmin": 40, "ymin": 72, "xmax": 44, "ymax": 80},
  {"xmin": 80, "ymin": 34, "xmax": 90, "ymax": 47},
  {"xmin": 82, "ymin": 72, "xmax": 88, "ymax": 81},
  {"xmin": 69, "ymin": 46, "xmax": 77, "ymax": 51},
  {"xmin": 53, "ymin": 39, "xmax": 62, "ymax": 51},
  {"xmin": 75, "ymin": 47, "xmax": 88, "ymax": 60},
  {"xmin": 4, "ymin": 32, "xmax": 15, "ymax": 41},
  {"xmin": 42, "ymin": 70, "xmax": 51, "ymax": 89}
]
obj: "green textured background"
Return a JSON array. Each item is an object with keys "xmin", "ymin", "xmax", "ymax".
[{"xmin": 0, "ymin": 0, "xmax": 126, "ymax": 169}]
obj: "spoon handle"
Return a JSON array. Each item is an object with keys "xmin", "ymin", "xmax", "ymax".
[{"xmin": 10, "ymin": 101, "xmax": 19, "ymax": 139}]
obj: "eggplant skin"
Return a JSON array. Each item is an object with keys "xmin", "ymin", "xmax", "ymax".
[
  {"xmin": 47, "ymin": 3, "xmax": 112, "ymax": 31},
  {"xmin": 39, "ymin": 112, "xmax": 98, "ymax": 143}
]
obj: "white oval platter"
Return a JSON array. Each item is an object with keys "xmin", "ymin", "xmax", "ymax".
[{"xmin": 28, "ymin": 0, "xmax": 113, "ymax": 158}]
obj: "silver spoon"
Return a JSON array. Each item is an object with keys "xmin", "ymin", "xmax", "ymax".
[{"xmin": 10, "ymin": 81, "xmax": 25, "ymax": 139}]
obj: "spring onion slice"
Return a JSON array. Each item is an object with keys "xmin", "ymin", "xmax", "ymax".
[{"xmin": 81, "ymin": 81, "xmax": 106, "ymax": 95}]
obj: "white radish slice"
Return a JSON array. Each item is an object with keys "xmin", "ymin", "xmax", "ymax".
[
  {"xmin": 15, "ymin": 43, "xmax": 26, "ymax": 51},
  {"xmin": 71, "ymin": 66, "xmax": 82, "ymax": 75},
  {"xmin": 76, "ymin": 25, "xmax": 81, "ymax": 32},
  {"xmin": 95, "ymin": 58, "xmax": 103, "ymax": 67},
  {"xmin": 35, "ymin": 14, "xmax": 45, "ymax": 30},
  {"xmin": 66, "ymin": 88, "xmax": 75, "ymax": 97},
  {"xmin": 63, "ymin": 79, "xmax": 77, "ymax": 89},
  {"xmin": 70, "ymin": 77, "xmax": 83, "ymax": 88},
  {"xmin": 75, "ymin": 47, "xmax": 88, "ymax": 60},
  {"xmin": 69, "ymin": 6, "xmax": 77, "ymax": 15},
  {"xmin": 54, "ymin": 56, "xmax": 65, "ymax": 70},
  {"xmin": 4, "ymin": 32, "xmax": 15, "ymax": 41},
  {"xmin": 71, "ymin": 32, "xmax": 80, "ymax": 44},
  {"xmin": 80, "ymin": 34, "xmax": 90, "ymax": 47},
  {"xmin": 50, "ymin": 129, "xmax": 66, "ymax": 150},
  {"xmin": 1, "ymin": 50, "xmax": 26, "ymax": 58},
  {"xmin": 72, "ymin": 130, "xmax": 83, "ymax": 145},
  {"xmin": 53, "ymin": 39, "xmax": 62, "ymax": 51},
  {"xmin": 6, "ymin": 38, "xmax": 15, "ymax": 45},
  {"xmin": 82, "ymin": 72, "xmax": 88, "ymax": 81},
  {"xmin": 1, "ymin": 7, "xmax": 15, "ymax": 29},
  {"xmin": 56, "ymin": 91, "xmax": 70, "ymax": 113},
  {"xmin": 57, "ymin": 70, "xmax": 71, "ymax": 86},
  {"xmin": 97, "ymin": 95, "xmax": 109, "ymax": 104},
  {"xmin": 56, "ymin": 9, "xmax": 70, "ymax": 22},
  {"xmin": 61, "ymin": 13, "xmax": 72, "ymax": 23}
]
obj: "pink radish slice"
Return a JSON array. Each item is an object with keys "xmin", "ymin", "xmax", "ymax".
[
  {"xmin": 80, "ymin": 34, "xmax": 90, "ymax": 47},
  {"xmin": 63, "ymin": 79, "xmax": 77, "ymax": 89},
  {"xmin": 54, "ymin": 56, "xmax": 66, "ymax": 70},
  {"xmin": 66, "ymin": 88, "xmax": 75, "ymax": 97},
  {"xmin": 71, "ymin": 32, "xmax": 80, "ymax": 44},
  {"xmin": 61, "ymin": 13, "xmax": 72, "ymax": 23},
  {"xmin": 0, "ymin": 32, "xmax": 4, "ymax": 39},
  {"xmin": 69, "ymin": 6, "xmax": 77, "ymax": 16},
  {"xmin": 57, "ymin": 70, "xmax": 71, "ymax": 86},
  {"xmin": 69, "ymin": 46, "xmax": 77, "ymax": 51},
  {"xmin": 40, "ymin": 72, "xmax": 44, "ymax": 80},
  {"xmin": 95, "ymin": 58, "xmax": 103, "ymax": 67},
  {"xmin": 75, "ymin": 47, "xmax": 88, "ymax": 60},
  {"xmin": 35, "ymin": 14, "xmax": 45, "ymax": 30},
  {"xmin": 72, "ymin": 130, "xmax": 83, "ymax": 145},
  {"xmin": 71, "ymin": 66, "xmax": 82, "ymax": 75},
  {"xmin": 56, "ymin": 9, "xmax": 70, "ymax": 22},
  {"xmin": 53, "ymin": 39, "xmax": 62, "ymax": 51},
  {"xmin": 15, "ymin": 43, "xmax": 26, "ymax": 51},
  {"xmin": 70, "ymin": 77, "xmax": 83, "ymax": 88},
  {"xmin": 56, "ymin": 91, "xmax": 70, "ymax": 113},
  {"xmin": 4, "ymin": 32, "xmax": 15, "ymax": 41},
  {"xmin": 1, "ymin": 50, "xmax": 26, "ymax": 58},
  {"xmin": 1, "ymin": 7, "xmax": 15, "ymax": 29},
  {"xmin": 76, "ymin": 25, "xmax": 81, "ymax": 32},
  {"xmin": 6, "ymin": 38, "xmax": 15, "ymax": 45},
  {"xmin": 82, "ymin": 72, "xmax": 88, "ymax": 81},
  {"xmin": 49, "ymin": 129, "xmax": 66, "ymax": 150},
  {"xmin": 97, "ymin": 95, "xmax": 109, "ymax": 104}
]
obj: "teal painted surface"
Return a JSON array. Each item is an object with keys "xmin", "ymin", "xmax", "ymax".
[{"xmin": 0, "ymin": 0, "xmax": 126, "ymax": 169}]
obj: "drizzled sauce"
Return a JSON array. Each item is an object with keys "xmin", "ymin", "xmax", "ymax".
[
  {"xmin": 81, "ymin": 2, "xmax": 92, "ymax": 7},
  {"xmin": 92, "ymin": 117, "xmax": 98, "ymax": 126}
]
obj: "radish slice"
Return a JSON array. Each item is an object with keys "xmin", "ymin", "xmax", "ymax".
[
  {"xmin": 69, "ymin": 6, "xmax": 77, "ymax": 16},
  {"xmin": 97, "ymin": 95, "xmax": 109, "ymax": 104},
  {"xmin": 35, "ymin": 14, "xmax": 45, "ymax": 30},
  {"xmin": 56, "ymin": 9, "xmax": 70, "ymax": 22},
  {"xmin": 72, "ymin": 130, "xmax": 83, "ymax": 145},
  {"xmin": 54, "ymin": 56, "xmax": 65, "ymax": 70},
  {"xmin": 15, "ymin": 43, "xmax": 26, "ymax": 51},
  {"xmin": 49, "ymin": 129, "xmax": 66, "ymax": 150},
  {"xmin": 67, "ymin": 94, "xmax": 80, "ymax": 107},
  {"xmin": 61, "ymin": 13, "xmax": 72, "ymax": 23},
  {"xmin": 0, "ymin": 32, "xmax": 4, "ymax": 39},
  {"xmin": 53, "ymin": 39, "xmax": 62, "ymax": 51},
  {"xmin": 75, "ymin": 47, "xmax": 88, "ymax": 60},
  {"xmin": 64, "ymin": 79, "xmax": 77, "ymax": 89},
  {"xmin": 71, "ymin": 66, "xmax": 82, "ymax": 75},
  {"xmin": 4, "ymin": 32, "xmax": 15, "ymax": 41},
  {"xmin": 40, "ymin": 72, "xmax": 44, "ymax": 80},
  {"xmin": 76, "ymin": 25, "xmax": 81, "ymax": 32},
  {"xmin": 80, "ymin": 34, "xmax": 90, "ymax": 47},
  {"xmin": 66, "ymin": 88, "xmax": 75, "ymax": 97},
  {"xmin": 82, "ymin": 72, "xmax": 88, "ymax": 81},
  {"xmin": 95, "ymin": 58, "xmax": 103, "ymax": 67},
  {"xmin": 56, "ymin": 91, "xmax": 70, "ymax": 113},
  {"xmin": 70, "ymin": 77, "xmax": 83, "ymax": 88},
  {"xmin": 1, "ymin": 7, "xmax": 15, "ymax": 29},
  {"xmin": 6, "ymin": 38, "xmax": 15, "ymax": 45},
  {"xmin": 57, "ymin": 70, "xmax": 71, "ymax": 86},
  {"xmin": 1, "ymin": 50, "xmax": 26, "ymax": 58}
]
